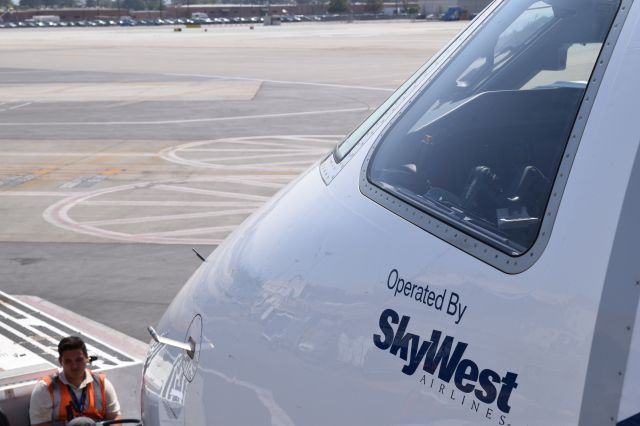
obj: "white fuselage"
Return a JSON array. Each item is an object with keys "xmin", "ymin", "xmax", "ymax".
[{"xmin": 141, "ymin": 0, "xmax": 640, "ymax": 424}]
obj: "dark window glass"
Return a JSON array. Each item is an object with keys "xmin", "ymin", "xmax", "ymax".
[{"xmin": 368, "ymin": 0, "xmax": 620, "ymax": 255}]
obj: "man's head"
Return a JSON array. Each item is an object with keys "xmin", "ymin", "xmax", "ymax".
[{"xmin": 58, "ymin": 336, "xmax": 90, "ymax": 384}]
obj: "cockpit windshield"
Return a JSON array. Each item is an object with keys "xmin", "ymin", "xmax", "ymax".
[{"xmin": 367, "ymin": 0, "xmax": 620, "ymax": 256}]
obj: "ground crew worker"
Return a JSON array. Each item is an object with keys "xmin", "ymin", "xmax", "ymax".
[{"xmin": 29, "ymin": 336, "xmax": 122, "ymax": 426}]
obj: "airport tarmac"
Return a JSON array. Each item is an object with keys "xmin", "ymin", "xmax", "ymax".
[{"xmin": 0, "ymin": 21, "xmax": 467, "ymax": 344}]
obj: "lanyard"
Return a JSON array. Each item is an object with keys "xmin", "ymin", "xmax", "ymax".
[{"xmin": 67, "ymin": 385, "xmax": 87, "ymax": 415}]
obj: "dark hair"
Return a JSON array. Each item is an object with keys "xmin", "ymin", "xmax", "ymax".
[{"xmin": 58, "ymin": 336, "xmax": 88, "ymax": 359}]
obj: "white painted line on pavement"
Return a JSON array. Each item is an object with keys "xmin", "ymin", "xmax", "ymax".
[
  {"xmin": 0, "ymin": 152, "xmax": 156, "ymax": 157},
  {"xmin": 205, "ymin": 137, "xmax": 340, "ymax": 148},
  {"xmin": 229, "ymin": 179, "xmax": 287, "ymax": 189},
  {"xmin": 81, "ymin": 200, "xmax": 264, "ymax": 207},
  {"xmin": 250, "ymin": 159, "xmax": 319, "ymax": 167},
  {"xmin": 0, "ymin": 191, "xmax": 75, "ymax": 197},
  {"xmin": 7, "ymin": 102, "xmax": 32, "ymax": 111},
  {"xmin": 137, "ymin": 225, "xmax": 239, "ymax": 238},
  {"xmin": 33, "ymin": 136, "xmax": 336, "ymax": 244},
  {"xmin": 276, "ymin": 135, "xmax": 340, "ymax": 143},
  {"xmin": 82, "ymin": 209, "xmax": 256, "ymax": 227},
  {"xmin": 0, "ymin": 107, "xmax": 371, "ymax": 126},
  {"xmin": 41, "ymin": 177, "xmax": 285, "ymax": 245},
  {"xmin": 0, "ymin": 70, "xmax": 51, "ymax": 74},
  {"xmin": 182, "ymin": 148, "xmax": 316, "ymax": 153},
  {"xmin": 197, "ymin": 151, "xmax": 327, "ymax": 162},
  {"xmin": 160, "ymin": 135, "xmax": 342, "ymax": 172},
  {"xmin": 59, "ymin": 175, "xmax": 107, "ymax": 189},
  {"xmin": 164, "ymin": 72, "xmax": 396, "ymax": 92},
  {"xmin": 154, "ymin": 184, "xmax": 271, "ymax": 201}
]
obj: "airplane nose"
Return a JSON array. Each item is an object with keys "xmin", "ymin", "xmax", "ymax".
[
  {"xmin": 142, "ymin": 313, "xmax": 204, "ymax": 424},
  {"xmin": 146, "ymin": 313, "xmax": 203, "ymax": 382}
]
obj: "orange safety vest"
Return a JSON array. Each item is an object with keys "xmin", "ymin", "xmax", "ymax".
[{"xmin": 42, "ymin": 370, "xmax": 108, "ymax": 424}]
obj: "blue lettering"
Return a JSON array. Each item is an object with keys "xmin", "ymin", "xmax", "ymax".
[
  {"xmin": 497, "ymin": 372, "xmax": 518, "ymax": 413},
  {"xmin": 387, "ymin": 269, "xmax": 398, "ymax": 290},
  {"xmin": 373, "ymin": 308, "xmax": 398, "ymax": 350},
  {"xmin": 374, "ymin": 309, "xmax": 518, "ymax": 415},
  {"xmin": 475, "ymin": 369, "xmax": 500, "ymax": 404},
  {"xmin": 422, "ymin": 330, "xmax": 468, "ymax": 382},
  {"xmin": 454, "ymin": 359, "xmax": 479, "ymax": 393},
  {"xmin": 401, "ymin": 339, "xmax": 431, "ymax": 375},
  {"xmin": 389, "ymin": 316, "xmax": 417, "ymax": 361}
]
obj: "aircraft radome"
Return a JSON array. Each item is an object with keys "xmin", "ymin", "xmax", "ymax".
[{"xmin": 141, "ymin": 0, "xmax": 640, "ymax": 424}]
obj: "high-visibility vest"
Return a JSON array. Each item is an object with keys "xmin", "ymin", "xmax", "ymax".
[{"xmin": 41, "ymin": 370, "xmax": 108, "ymax": 424}]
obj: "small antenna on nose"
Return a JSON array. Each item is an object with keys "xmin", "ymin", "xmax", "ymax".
[{"xmin": 192, "ymin": 248, "xmax": 206, "ymax": 262}]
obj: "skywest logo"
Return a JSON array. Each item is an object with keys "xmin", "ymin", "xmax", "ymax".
[{"xmin": 373, "ymin": 308, "xmax": 519, "ymax": 415}]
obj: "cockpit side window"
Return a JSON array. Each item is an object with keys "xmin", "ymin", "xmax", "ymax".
[{"xmin": 365, "ymin": 0, "xmax": 621, "ymax": 258}]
